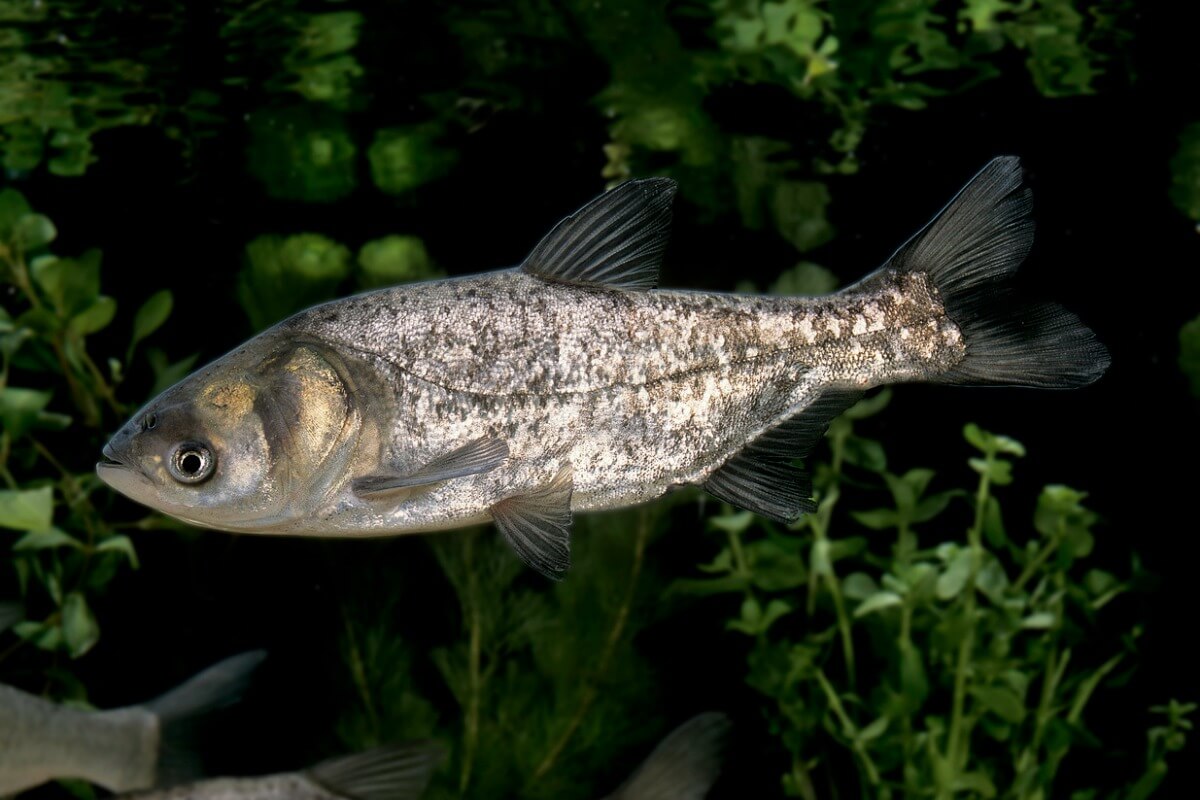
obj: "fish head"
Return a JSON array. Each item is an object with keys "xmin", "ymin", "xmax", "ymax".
[{"xmin": 98, "ymin": 340, "xmax": 362, "ymax": 531}]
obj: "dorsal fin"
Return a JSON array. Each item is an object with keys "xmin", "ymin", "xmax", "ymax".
[{"xmin": 521, "ymin": 178, "xmax": 676, "ymax": 290}]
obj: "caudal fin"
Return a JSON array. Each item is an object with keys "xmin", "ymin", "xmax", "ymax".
[
  {"xmin": 883, "ymin": 156, "xmax": 1109, "ymax": 388},
  {"xmin": 142, "ymin": 650, "xmax": 267, "ymax": 785},
  {"xmin": 306, "ymin": 742, "xmax": 446, "ymax": 800},
  {"xmin": 605, "ymin": 713, "xmax": 731, "ymax": 800}
]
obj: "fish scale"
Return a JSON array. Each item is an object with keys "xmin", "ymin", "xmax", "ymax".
[{"xmin": 98, "ymin": 157, "xmax": 1108, "ymax": 578}]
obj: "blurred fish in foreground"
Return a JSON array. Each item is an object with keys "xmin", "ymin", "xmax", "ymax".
[
  {"xmin": 118, "ymin": 742, "xmax": 445, "ymax": 800},
  {"xmin": 601, "ymin": 712, "xmax": 731, "ymax": 800},
  {"xmin": 0, "ymin": 650, "xmax": 265, "ymax": 796},
  {"xmin": 98, "ymin": 157, "xmax": 1108, "ymax": 578}
]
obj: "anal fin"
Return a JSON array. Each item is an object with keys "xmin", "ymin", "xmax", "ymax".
[
  {"xmin": 703, "ymin": 389, "xmax": 862, "ymax": 523},
  {"xmin": 353, "ymin": 437, "xmax": 509, "ymax": 497},
  {"xmin": 490, "ymin": 467, "xmax": 573, "ymax": 579}
]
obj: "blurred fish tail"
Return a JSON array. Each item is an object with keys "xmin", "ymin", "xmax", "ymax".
[
  {"xmin": 605, "ymin": 712, "xmax": 731, "ymax": 800},
  {"xmin": 142, "ymin": 650, "xmax": 266, "ymax": 786}
]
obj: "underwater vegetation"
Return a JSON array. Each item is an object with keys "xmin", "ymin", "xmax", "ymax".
[{"xmin": 1, "ymin": 1, "xmax": 1198, "ymax": 799}]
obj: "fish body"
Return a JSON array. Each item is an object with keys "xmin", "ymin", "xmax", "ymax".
[
  {"xmin": 99, "ymin": 158, "xmax": 1108, "ymax": 577},
  {"xmin": 0, "ymin": 651, "xmax": 264, "ymax": 796},
  {"xmin": 119, "ymin": 742, "xmax": 444, "ymax": 800}
]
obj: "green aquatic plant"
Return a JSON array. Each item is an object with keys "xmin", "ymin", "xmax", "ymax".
[
  {"xmin": 236, "ymin": 231, "xmax": 444, "ymax": 330},
  {"xmin": 679, "ymin": 395, "xmax": 1185, "ymax": 798},
  {"xmin": 333, "ymin": 509, "xmax": 677, "ymax": 800},
  {"xmin": 0, "ymin": 189, "xmax": 178, "ymax": 673}
]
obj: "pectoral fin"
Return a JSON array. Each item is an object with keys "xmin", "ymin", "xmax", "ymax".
[
  {"xmin": 704, "ymin": 389, "xmax": 863, "ymax": 523},
  {"xmin": 353, "ymin": 437, "xmax": 509, "ymax": 497},
  {"xmin": 490, "ymin": 467, "xmax": 574, "ymax": 579}
]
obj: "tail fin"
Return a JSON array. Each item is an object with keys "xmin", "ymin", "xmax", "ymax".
[
  {"xmin": 306, "ymin": 742, "xmax": 446, "ymax": 800},
  {"xmin": 606, "ymin": 713, "xmax": 731, "ymax": 800},
  {"xmin": 883, "ymin": 156, "xmax": 1109, "ymax": 388},
  {"xmin": 142, "ymin": 650, "xmax": 267, "ymax": 785},
  {"xmin": 0, "ymin": 602, "xmax": 20, "ymax": 634}
]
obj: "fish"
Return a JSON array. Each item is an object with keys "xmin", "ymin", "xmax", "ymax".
[
  {"xmin": 600, "ymin": 712, "xmax": 730, "ymax": 800},
  {"xmin": 116, "ymin": 741, "xmax": 445, "ymax": 800},
  {"xmin": 97, "ymin": 156, "xmax": 1109, "ymax": 578},
  {"xmin": 0, "ymin": 650, "xmax": 265, "ymax": 796}
]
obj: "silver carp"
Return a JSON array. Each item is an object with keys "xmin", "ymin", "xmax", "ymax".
[
  {"xmin": 98, "ymin": 157, "xmax": 1108, "ymax": 577},
  {"xmin": 0, "ymin": 651, "xmax": 264, "ymax": 795},
  {"xmin": 117, "ymin": 742, "xmax": 444, "ymax": 800}
]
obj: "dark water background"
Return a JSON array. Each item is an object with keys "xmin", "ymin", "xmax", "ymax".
[{"xmin": 5, "ymin": 1, "xmax": 1200, "ymax": 797}]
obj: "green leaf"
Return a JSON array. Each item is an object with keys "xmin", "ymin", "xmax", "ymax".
[
  {"xmin": 1021, "ymin": 611, "xmax": 1056, "ymax": 630},
  {"xmin": 973, "ymin": 684, "xmax": 1027, "ymax": 724},
  {"xmin": 845, "ymin": 436, "xmax": 887, "ymax": 472},
  {"xmin": 13, "ymin": 527, "xmax": 81, "ymax": 551},
  {"xmin": 14, "ymin": 213, "xmax": 57, "ymax": 249},
  {"xmin": 844, "ymin": 388, "xmax": 891, "ymax": 420},
  {"xmin": 31, "ymin": 250, "xmax": 103, "ymax": 317},
  {"xmin": 14, "ymin": 619, "xmax": 63, "ymax": 651},
  {"xmin": 69, "ymin": 296, "xmax": 117, "ymax": 335},
  {"xmin": 952, "ymin": 771, "xmax": 997, "ymax": 798},
  {"xmin": 936, "ymin": 547, "xmax": 974, "ymax": 600},
  {"xmin": 96, "ymin": 535, "xmax": 140, "ymax": 569},
  {"xmin": 857, "ymin": 715, "xmax": 889, "ymax": 742},
  {"xmin": 769, "ymin": 261, "xmax": 837, "ymax": 296},
  {"xmin": 770, "ymin": 180, "xmax": 833, "ymax": 251},
  {"xmin": 842, "ymin": 572, "xmax": 879, "ymax": 601},
  {"xmin": 0, "ymin": 387, "xmax": 51, "ymax": 439},
  {"xmin": 357, "ymin": 236, "xmax": 441, "ymax": 289},
  {"xmin": 854, "ymin": 591, "xmax": 902, "ymax": 618},
  {"xmin": 0, "ymin": 486, "xmax": 53, "ymax": 531},
  {"xmin": 0, "ymin": 188, "xmax": 33, "ymax": 238},
  {"xmin": 131, "ymin": 290, "xmax": 173, "ymax": 348},
  {"xmin": 969, "ymin": 456, "xmax": 1013, "ymax": 485},
  {"xmin": 61, "ymin": 592, "xmax": 100, "ymax": 658},
  {"xmin": 852, "ymin": 507, "xmax": 898, "ymax": 530}
]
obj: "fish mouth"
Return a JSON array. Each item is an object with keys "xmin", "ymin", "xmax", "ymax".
[{"xmin": 98, "ymin": 442, "xmax": 130, "ymax": 471}]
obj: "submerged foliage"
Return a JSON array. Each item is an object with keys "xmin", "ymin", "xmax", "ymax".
[
  {"xmin": 680, "ymin": 394, "xmax": 1184, "ymax": 798},
  {"xmin": 0, "ymin": 189, "xmax": 181, "ymax": 679},
  {"xmin": 1, "ymin": 1, "xmax": 1194, "ymax": 799}
]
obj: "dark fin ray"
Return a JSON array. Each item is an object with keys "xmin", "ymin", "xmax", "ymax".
[
  {"xmin": 142, "ymin": 650, "xmax": 266, "ymax": 786},
  {"xmin": 353, "ymin": 437, "xmax": 509, "ymax": 496},
  {"xmin": 881, "ymin": 156, "xmax": 1109, "ymax": 388},
  {"xmin": 521, "ymin": 178, "xmax": 676, "ymax": 290},
  {"xmin": 490, "ymin": 467, "xmax": 573, "ymax": 579},
  {"xmin": 605, "ymin": 713, "xmax": 731, "ymax": 800},
  {"xmin": 704, "ymin": 390, "xmax": 862, "ymax": 522},
  {"xmin": 0, "ymin": 602, "xmax": 20, "ymax": 634},
  {"xmin": 307, "ymin": 742, "xmax": 446, "ymax": 800}
]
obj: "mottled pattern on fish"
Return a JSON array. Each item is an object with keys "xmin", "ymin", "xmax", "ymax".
[
  {"xmin": 98, "ymin": 157, "xmax": 1108, "ymax": 577},
  {"xmin": 282, "ymin": 267, "xmax": 961, "ymax": 525}
]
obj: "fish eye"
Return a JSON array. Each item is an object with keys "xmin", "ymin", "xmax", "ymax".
[{"xmin": 168, "ymin": 442, "xmax": 216, "ymax": 484}]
